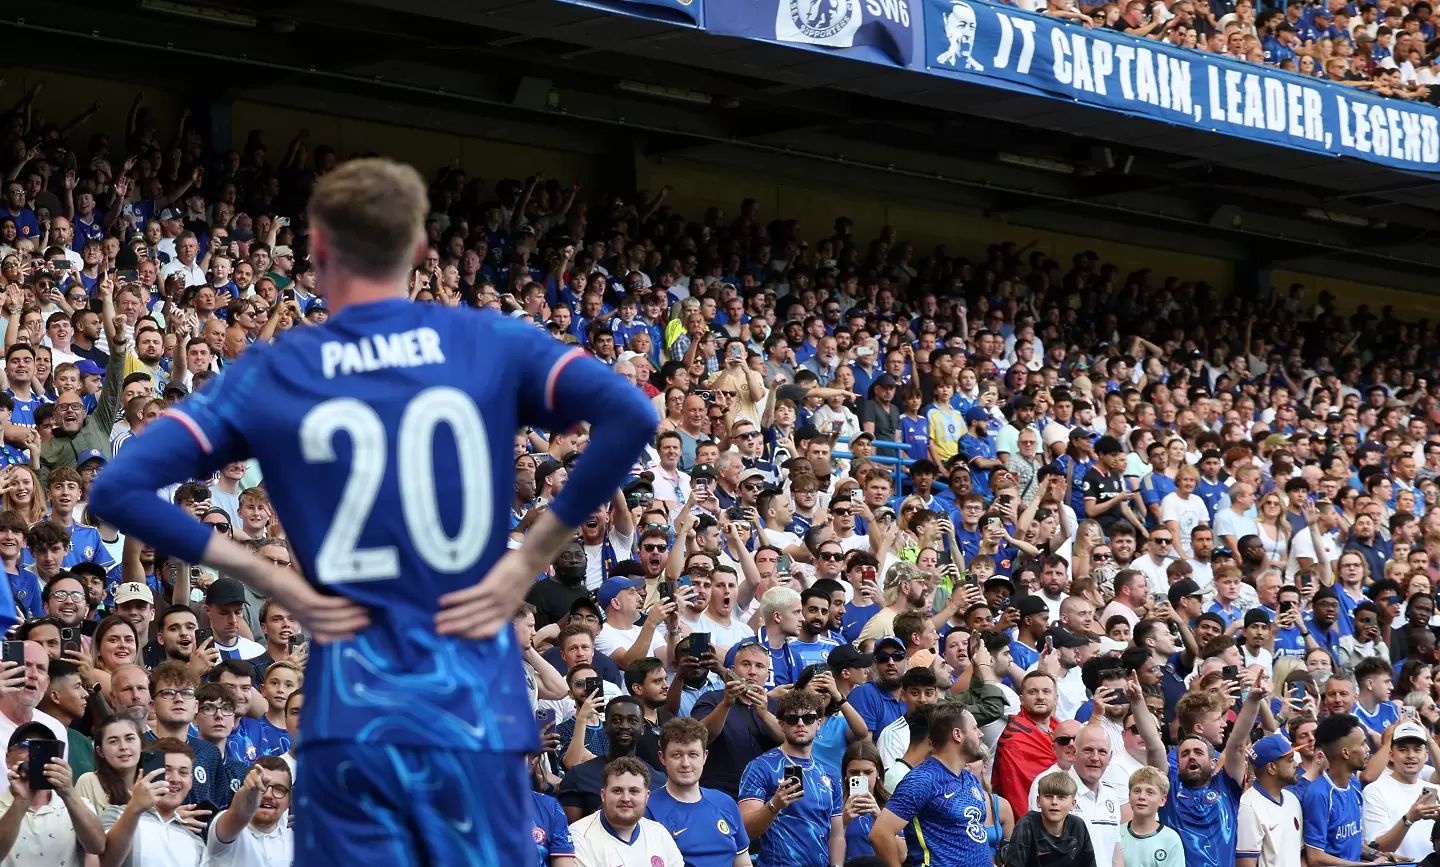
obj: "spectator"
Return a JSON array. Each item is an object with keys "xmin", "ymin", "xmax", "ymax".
[
  {"xmin": 569, "ymin": 757, "xmax": 683, "ymax": 867},
  {"xmin": 99, "ymin": 737, "xmax": 203, "ymax": 866},
  {"xmin": 559, "ymin": 696, "xmax": 667, "ymax": 821},
  {"xmin": 875, "ymin": 667, "xmax": 941, "ymax": 769},
  {"xmin": 690, "ymin": 642, "xmax": 781, "ymax": 800},
  {"xmin": 1122, "ymin": 766, "xmax": 1185, "ymax": 867},
  {"xmin": 1004, "ymin": 771, "xmax": 1095, "ymax": 867},
  {"xmin": 737, "ymin": 690, "xmax": 844, "ymax": 867},
  {"xmin": 37, "ymin": 658, "xmax": 92, "ymax": 780},
  {"xmin": 205, "ymin": 758, "xmax": 293, "ymax": 865},
  {"xmin": 1302, "ymin": 713, "xmax": 1368, "ymax": 865},
  {"xmin": 647, "ymin": 718, "xmax": 751, "ymax": 867},
  {"xmin": 847, "ymin": 636, "xmax": 909, "ymax": 738},
  {"xmin": 1360, "ymin": 720, "xmax": 1437, "ymax": 861},
  {"xmin": 1238, "ymin": 733, "xmax": 1305, "ymax": 867},
  {"xmin": 0, "ymin": 721, "xmax": 104, "ymax": 864},
  {"xmin": 0, "ymin": 641, "xmax": 65, "ymax": 750}
]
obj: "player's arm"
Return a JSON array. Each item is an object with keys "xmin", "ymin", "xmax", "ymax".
[
  {"xmin": 869, "ymin": 810, "xmax": 908, "ymax": 867},
  {"xmin": 438, "ymin": 333, "xmax": 659, "ymax": 638}
]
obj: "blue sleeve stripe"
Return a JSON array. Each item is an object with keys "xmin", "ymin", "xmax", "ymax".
[
  {"xmin": 163, "ymin": 409, "xmax": 212, "ymax": 454},
  {"xmin": 544, "ymin": 348, "xmax": 587, "ymax": 412}
]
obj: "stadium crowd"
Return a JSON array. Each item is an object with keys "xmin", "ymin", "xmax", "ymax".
[
  {"xmin": 2, "ymin": 80, "xmax": 1440, "ymax": 867},
  {"xmin": 1033, "ymin": 0, "xmax": 1440, "ymax": 99}
]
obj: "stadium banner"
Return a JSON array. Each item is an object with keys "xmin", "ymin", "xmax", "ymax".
[
  {"xmin": 555, "ymin": 0, "xmax": 702, "ymax": 26},
  {"xmin": 922, "ymin": 0, "xmax": 1440, "ymax": 173},
  {"xmin": 705, "ymin": 0, "xmax": 917, "ymax": 66}
]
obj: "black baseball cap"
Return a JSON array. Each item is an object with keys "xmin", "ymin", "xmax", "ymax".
[
  {"xmin": 205, "ymin": 577, "xmax": 247, "ymax": 608},
  {"xmin": 1044, "ymin": 626, "xmax": 1091, "ymax": 648},
  {"xmin": 1167, "ymin": 578, "xmax": 1203, "ymax": 606},
  {"xmin": 828, "ymin": 644, "xmax": 875, "ymax": 672},
  {"xmin": 1017, "ymin": 595, "xmax": 1049, "ymax": 617}
]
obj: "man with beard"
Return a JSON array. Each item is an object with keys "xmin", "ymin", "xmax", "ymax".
[
  {"xmin": 1038, "ymin": 554, "xmax": 1070, "ymax": 624},
  {"xmin": 996, "ymin": 670, "xmax": 1059, "ymax": 817},
  {"xmin": 527, "ymin": 538, "xmax": 592, "ymax": 629},
  {"xmin": 1238, "ymin": 733, "xmax": 1304, "ymax": 867},
  {"xmin": 698, "ymin": 566, "xmax": 753, "ymax": 650},
  {"xmin": 559, "ymin": 696, "xmax": 667, "ymax": 821},
  {"xmin": 1301, "ymin": 714, "xmax": 1370, "ymax": 866},
  {"xmin": 155, "ymin": 605, "xmax": 219, "ymax": 680},
  {"xmin": 0, "ymin": 641, "xmax": 67, "ymax": 751},
  {"xmin": 624, "ymin": 657, "xmax": 673, "ymax": 757},
  {"xmin": 738, "ymin": 690, "xmax": 845, "ymax": 867},
  {"xmin": 791, "ymin": 586, "xmax": 841, "ymax": 668},
  {"xmin": 1155, "ymin": 669, "xmax": 1269, "ymax": 867},
  {"xmin": 43, "ymin": 573, "xmax": 88, "ymax": 645},
  {"xmin": 107, "ymin": 663, "xmax": 151, "ymax": 724},
  {"xmin": 1361, "ymin": 720, "xmax": 1440, "ymax": 861},
  {"xmin": 208, "ymin": 758, "xmax": 293, "ymax": 863},
  {"xmin": 871, "ymin": 704, "xmax": 991, "ymax": 867},
  {"xmin": 848, "ymin": 636, "xmax": 909, "ymax": 739},
  {"xmin": 857, "ymin": 561, "xmax": 928, "ymax": 644},
  {"xmin": 38, "ymin": 316, "xmax": 126, "ymax": 485}
]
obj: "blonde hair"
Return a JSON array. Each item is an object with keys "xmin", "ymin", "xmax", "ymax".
[
  {"xmin": 264, "ymin": 660, "xmax": 304, "ymax": 688},
  {"xmin": 1128, "ymin": 766, "xmax": 1170, "ymax": 796},
  {"xmin": 307, "ymin": 158, "xmax": 427, "ymax": 280}
]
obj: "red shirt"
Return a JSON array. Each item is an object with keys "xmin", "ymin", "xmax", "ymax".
[{"xmin": 994, "ymin": 710, "xmax": 1055, "ymax": 817}]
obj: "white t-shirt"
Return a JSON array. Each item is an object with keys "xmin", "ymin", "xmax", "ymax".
[
  {"xmin": 1360, "ymin": 770, "xmax": 1438, "ymax": 861},
  {"xmin": 1238, "ymin": 785, "xmax": 1304, "ymax": 867},
  {"xmin": 596, "ymin": 622, "xmax": 663, "ymax": 659},
  {"xmin": 1159, "ymin": 493, "xmax": 1211, "ymax": 558},
  {"xmin": 695, "ymin": 611, "xmax": 757, "ymax": 649},
  {"xmin": 1287, "ymin": 530, "xmax": 1339, "ymax": 581},
  {"xmin": 585, "ymin": 530, "xmax": 635, "ymax": 592},
  {"xmin": 1054, "ymin": 667, "xmax": 1086, "ymax": 722},
  {"xmin": 205, "ymin": 815, "xmax": 294, "ymax": 867},
  {"xmin": 1214, "ymin": 510, "xmax": 1258, "ymax": 546},
  {"xmin": 570, "ymin": 813, "xmax": 684, "ymax": 867}
]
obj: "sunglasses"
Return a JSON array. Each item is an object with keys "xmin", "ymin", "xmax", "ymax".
[
  {"xmin": 644, "ymin": 523, "xmax": 671, "ymax": 533},
  {"xmin": 1151, "ymin": 538, "xmax": 1172, "ymax": 545},
  {"xmin": 817, "ymin": 551, "xmax": 844, "ymax": 561},
  {"xmin": 780, "ymin": 713, "xmax": 822, "ymax": 726},
  {"xmin": 831, "ymin": 509, "xmax": 853, "ymax": 517},
  {"xmin": 1092, "ymin": 553, "xmax": 1113, "ymax": 561},
  {"xmin": 742, "ymin": 483, "xmax": 764, "ymax": 492},
  {"xmin": 209, "ymin": 522, "xmax": 231, "ymax": 534},
  {"xmin": 640, "ymin": 543, "xmax": 668, "ymax": 553},
  {"xmin": 735, "ymin": 431, "xmax": 761, "ymax": 440},
  {"xmin": 875, "ymin": 652, "xmax": 906, "ymax": 663},
  {"xmin": 1053, "ymin": 736, "xmax": 1075, "ymax": 746}
]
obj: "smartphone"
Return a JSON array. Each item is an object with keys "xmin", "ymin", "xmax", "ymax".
[
  {"xmin": 830, "ymin": 421, "xmax": 843, "ymax": 434},
  {"xmin": 195, "ymin": 627, "xmax": 213, "ymax": 647},
  {"xmin": 783, "ymin": 765, "xmax": 805, "ymax": 794},
  {"xmin": 998, "ymin": 494, "xmax": 1013, "ymax": 508},
  {"xmin": 583, "ymin": 676, "xmax": 604, "ymax": 697},
  {"xmin": 726, "ymin": 506, "xmax": 747, "ymax": 522},
  {"xmin": 536, "ymin": 708, "xmax": 557, "ymax": 729},
  {"xmin": 140, "ymin": 750, "xmax": 166, "ymax": 779},
  {"xmin": 282, "ymin": 289, "xmax": 295, "ymax": 302},
  {"xmin": 848, "ymin": 776, "xmax": 866, "ymax": 797},
  {"xmin": 658, "ymin": 581, "xmax": 673, "ymax": 601},
  {"xmin": 861, "ymin": 566, "xmax": 876, "ymax": 584},
  {"xmin": 287, "ymin": 632, "xmax": 305, "ymax": 651},
  {"xmin": 1290, "ymin": 681, "xmax": 1308, "ymax": 703},
  {"xmin": 986, "ymin": 517, "xmax": 1003, "ymax": 532},
  {"xmin": 1280, "ymin": 600, "xmax": 1296, "ymax": 613},
  {"xmin": 677, "ymin": 574, "xmax": 693, "ymax": 589},
  {"xmin": 117, "ymin": 269, "xmax": 138, "ymax": 281},
  {"xmin": 193, "ymin": 799, "xmax": 220, "ymax": 828},
  {"xmin": 693, "ymin": 478, "xmax": 709, "ymax": 495},
  {"xmin": 25, "ymin": 739, "xmax": 62, "ymax": 790},
  {"xmin": 49, "ymin": 259, "xmax": 66, "ymax": 270},
  {"xmin": 778, "ymin": 555, "xmax": 792, "ymax": 573},
  {"xmin": 690, "ymin": 632, "xmax": 711, "ymax": 657},
  {"xmin": 58, "ymin": 629, "xmax": 81, "ymax": 656},
  {"xmin": 801, "ymin": 663, "xmax": 829, "ymax": 684},
  {"xmin": 87, "ymin": 298, "xmax": 104, "ymax": 314},
  {"xmin": 1044, "ymin": 635, "xmax": 1054, "ymax": 654},
  {"xmin": 848, "ymin": 489, "xmax": 863, "ymax": 503},
  {"xmin": 1222, "ymin": 665, "xmax": 1239, "ymax": 681},
  {"xmin": 0, "ymin": 641, "xmax": 23, "ymax": 668}
]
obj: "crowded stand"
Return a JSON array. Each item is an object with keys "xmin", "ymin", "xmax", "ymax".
[
  {"xmin": 1032, "ymin": 0, "xmax": 1440, "ymax": 98},
  {"xmin": 2, "ymin": 75, "xmax": 1440, "ymax": 867}
]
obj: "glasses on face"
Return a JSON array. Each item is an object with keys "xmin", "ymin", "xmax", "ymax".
[
  {"xmin": 1151, "ymin": 537, "xmax": 1171, "ymax": 545},
  {"xmin": 49, "ymin": 590, "xmax": 85, "ymax": 602},
  {"xmin": 571, "ymin": 613, "xmax": 601, "ymax": 624},
  {"xmin": 901, "ymin": 505, "xmax": 919, "ymax": 514},
  {"xmin": 742, "ymin": 483, "xmax": 764, "ymax": 492},
  {"xmin": 157, "ymin": 688, "xmax": 197, "ymax": 701},
  {"xmin": 817, "ymin": 551, "xmax": 843, "ymax": 561},
  {"xmin": 644, "ymin": 523, "xmax": 671, "ymax": 533},
  {"xmin": 735, "ymin": 431, "xmax": 761, "ymax": 440},
  {"xmin": 1053, "ymin": 736, "xmax": 1075, "ymax": 746},
  {"xmin": 209, "ymin": 522, "xmax": 232, "ymax": 534},
  {"xmin": 831, "ymin": 508, "xmax": 853, "ymax": 518},
  {"xmin": 641, "ymin": 543, "xmax": 668, "ymax": 553},
  {"xmin": 875, "ymin": 652, "xmax": 906, "ymax": 663},
  {"xmin": 198, "ymin": 703, "xmax": 236, "ymax": 717},
  {"xmin": 1091, "ymin": 552, "xmax": 1113, "ymax": 561},
  {"xmin": 780, "ymin": 713, "xmax": 821, "ymax": 726}
]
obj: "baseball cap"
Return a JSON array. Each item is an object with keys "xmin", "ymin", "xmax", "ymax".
[
  {"xmin": 827, "ymin": 644, "xmax": 875, "ymax": 672},
  {"xmin": 984, "ymin": 575, "xmax": 1016, "ymax": 594},
  {"xmin": 872, "ymin": 373, "xmax": 898, "ymax": 389},
  {"xmin": 616, "ymin": 351, "xmax": 642, "ymax": 366},
  {"xmin": 874, "ymin": 636, "xmax": 906, "ymax": 655},
  {"xmin": 1395, "ymin": 721, "xmax": 1429, "ymax": 743},
  {"xmin": 568, "ymin": 597, "xmax": 603, "ymax": 623},
  {"xmin": 272, "ymin": 245, "xmax": 294, "ymax": 258},
  {"xmin": 1244, "ymin": 608, "xmax": 1272, "ymax": 627},
  {"xmin": 737, "ymin": 468, "xmax": 768, "ymax": 485},
  {"xmin": 158, "ymin": 207, "xmax": 182, "ymax": 221},
  {"xmin": 305, "ymin": 298, "xmax": 328, "ymax": 316},
  {"xmin": 205, "ymin": 577, "xmax": 247, "ymax": 607},
  {"xmin": 6, "ymin": 721, "xmax": 56, "ymax": 751},
  {"xmin": 1044, "ymin": 626, "xmax": 1090, "ymax": 648},
  {"xmin": 1017, "ymin": 595, "xmax": 1049, "ymax": 618},
  {"xmin": 163, "ymin": 382, "xmax": 190, "ymax": 397},
  {"xmin": 113, "ymin": 582, "xmax": 153, "ymax": 606},
  {"xmin": 1249, "ymin": 732, "xmax": 1298, "ymax": 767},
  {"xmin": 75, "ymin": 360, "xmax": 103, "ymax": 377},
  {"xmin": 68, "ymin": 562, "xmax": 107, "ymax": 585},
  {"xmin": 691, "ymin": 463, "xmax": 717, "ymax": 481},
  {"xmin": 76, "ymin": 449, "xmax": 106, "ymax": 468},
  {"xmin": 1168, "ymin": 578, "xmax": 1203, "ymax": 606},
  {"xmin": 597, "ymin": 576, "xmax": 644, "ymax": 610},
  {"xmin": 963, "ymin": 406, "xmax": 990, "ymax": 424}
]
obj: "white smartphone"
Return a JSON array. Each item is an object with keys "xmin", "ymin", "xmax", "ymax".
[{"xmin": 848, "ymin": 776, "xmax": 866, "ymax": 797}]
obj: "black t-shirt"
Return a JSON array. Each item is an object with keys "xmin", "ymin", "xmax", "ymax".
[
  {"xmin": 556, "ymin": 754, "xmax": 667, "ymax": 817},
  {"xmin": 1081, "ymin": 466, "xmax": 1129, "ymax": 532},
  {"xmin": 1003, "ymin": 813, "xmax": 1094, "ymax": 867},
  {"xmin": 526, "ymin": 578, "xmax": 592, "ymax": 630}
]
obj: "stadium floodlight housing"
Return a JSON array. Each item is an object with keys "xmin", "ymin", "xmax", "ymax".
[
  {"xmin": 995, "ymin": 153, "xmax": 1075, "ymax": 175},
  {"xmin": 1301, "ymin": 207, "xmax": 1371, "ymax": 228},
  {"xmin": 138, "ymin": 0, "xmax": 258, "ymax": 28},
  {"xmin": 615, "ymin": 80, "xmax": 714, "ymax": 106}
]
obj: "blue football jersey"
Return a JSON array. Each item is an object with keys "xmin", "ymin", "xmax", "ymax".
[
  {"xmin": 738, "ymin": 749, "xmax": 843, "ymax": 867},
  {"xmin": 1301, "ymin": 771, "xmax": 1364, "ymax": 862},
  {"xmin": 883, "ymin": 758, "xmax": 994, "ymax": 867},
  {"xmin": 1161, "ymin": 754, "xmax": 1241, "ymax": 867},
  {"xmin": 92, "ymin": 299, "xmax": 657, "ymax": 753}
]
